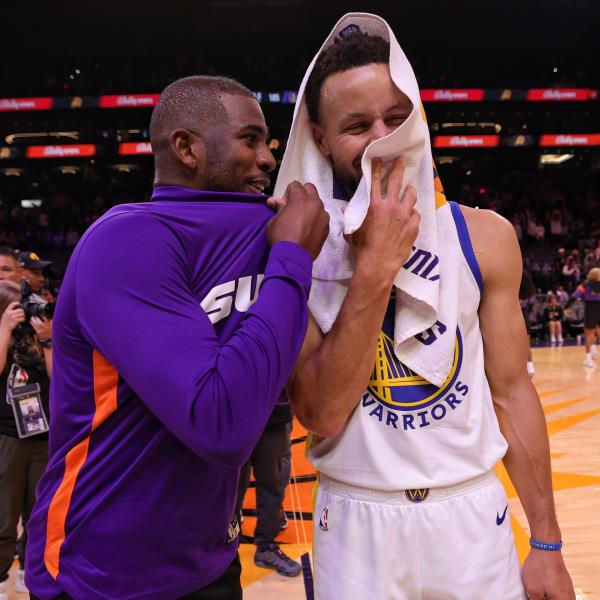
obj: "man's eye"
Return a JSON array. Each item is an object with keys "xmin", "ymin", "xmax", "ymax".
[
  {"xmin": 245, "ymin": 134, "xmax": 258, "ymax": 144},
  {"xmin": 346, "ymin": 122, "xmax": 368, "ymax": 132},
  {"xmin": 387, "ymin": 115, "xmax": 408, "ymax": 126}
]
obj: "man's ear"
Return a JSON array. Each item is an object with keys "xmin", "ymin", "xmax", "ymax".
[
  {"xmin": 170, "ymin": 129, "xmax": 205, "ymax": 172},
  {"xmin": 310, "ymin": 122, "xmax": 330, "ymax": 158}
]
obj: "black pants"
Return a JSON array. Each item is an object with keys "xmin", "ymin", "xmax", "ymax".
[
  {"xmin": 235, "ymin": 420, "xmax": 291, "ymax": 547},
  {"xmin": 0, "ymin": 433, "xmax": 48, "ymax": 582},
  {"xmin": 29, "ymin": 553, "xmax": 243, "ymax": 600}
]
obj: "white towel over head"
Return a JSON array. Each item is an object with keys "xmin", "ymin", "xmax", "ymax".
[{"xmin": 275, "ymin": 12, "xmax": 465, "ymax": 387}]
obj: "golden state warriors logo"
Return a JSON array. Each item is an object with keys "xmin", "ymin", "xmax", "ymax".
[
  {"xmin": 368, "ymin": 328, "xmax": 463, "ymax": 412},
  {"xmin": 405, "ymin": 488, "xmax": 430, "ymax": 503}
]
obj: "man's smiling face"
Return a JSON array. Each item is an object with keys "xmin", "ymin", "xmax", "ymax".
[{"xmin": 311, "ymin": 63, "xmax": 412, "ymax": 198}]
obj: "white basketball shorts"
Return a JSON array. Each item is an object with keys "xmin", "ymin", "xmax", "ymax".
[{"xmin": 312, "ymin": 470, "xmax": 526, "ymax": 600}]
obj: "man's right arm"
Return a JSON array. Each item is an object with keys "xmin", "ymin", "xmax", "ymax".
[{"xmin": 288, "ymin": 158, "xmax": 420, "ymax": 437}]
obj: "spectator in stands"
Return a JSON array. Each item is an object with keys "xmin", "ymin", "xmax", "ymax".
[
  {"xmin": 534, "ymin": 220, "xmax": 546, "ymax": 242},
  {"xmin": 64, "ymin": 228, "xmax": 80, "ymax": 250},
  {"xmin": 544, "ymin": 296, "xmax": 564, "ymax": 345},
  {"xmin": 572, "ymin": 268, "xmax": 600, "ymax": 368},
  {"xmin": 554, "ymin": 248, "xmax": 567, "ymax": 280},
  {"xmin": 550, "ymin": 208, "xmax": 563, "ymax": 241},
  {"xmin": 562, "ymin": 254, "xmax": 581, "ymax": 290},
  {"xmin": 556, "ymin": 285, "xmax": 569, "ymax": 306},
  {"xmin": 0, "ymin": 248, "xmax": 21, "ymax": 285},
  {"xmin": 584, "ymin": 239, "xmax": 600, "ymax": 270}
]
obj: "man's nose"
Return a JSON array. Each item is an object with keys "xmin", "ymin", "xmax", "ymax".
[
  {"xmin": 368, "ymin": 120, "xmax": 393, "ymax": 144},
  {"xmin": 257, "ymin": 145, "xmax": 276, "ymax": 173}
]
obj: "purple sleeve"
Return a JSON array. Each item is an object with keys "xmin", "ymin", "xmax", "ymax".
[
  {"xmin": 74, "ymin": 212, "xmax": 311, "ymax": 467},
  {"xmin": 571, "ymin": 285, "xmax": 585, "ymax": 299}
]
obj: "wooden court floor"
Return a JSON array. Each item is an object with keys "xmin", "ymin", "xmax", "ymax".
[{"xmin": 5, "ymin": 345, "xmax": 600, "ymax": 599}]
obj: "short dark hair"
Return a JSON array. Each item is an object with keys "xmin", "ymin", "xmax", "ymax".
[
  {"xmin": 305, "ymin": 32, "xmax": 390, "ymax": 123},
  {"xmin": 0, "ymin": 246, "xmax": 17, "ymax": 260},
  {"xmin": 149, "ymin": 75, "xmax": 255, "ymax": 153}
]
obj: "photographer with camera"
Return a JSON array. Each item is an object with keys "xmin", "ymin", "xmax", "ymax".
[
  {"xmin": 0, "ymin": 277, "xmax": 52, "ymax": 600},
  {"xmin": 18, "ymin": 251, "xmax": 55, "ymax": 303}
]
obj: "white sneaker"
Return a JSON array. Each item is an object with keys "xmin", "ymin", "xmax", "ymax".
[
  {"xmin": 557, "ymin": 336, "xmax": 564, "ymax": 345},
  {"xmin": 583, "ymin": 357, "xmax": 596, "ymax": 368},
  {"xmin": 591, "ymin": 346, "xmax": 598, "ymax": 357},
  {"xmin": 15, "ymin": 569, "xmax": 28, "ymax": 593},
  {"xmin": 527, "ymin": 361, "xmax": 535, "ymax": 378},
  {"xmin": 0, "ymin": 580, "xmax": 8, "ymax": 600}
]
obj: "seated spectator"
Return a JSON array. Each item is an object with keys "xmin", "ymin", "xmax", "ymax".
[
  {"xmin": 556, "ymin": 285, "xmax": 569, "ymax": 306},
  {"xmin": 544, "ymin": 296, "xmax": 564, "ymax": 345}
]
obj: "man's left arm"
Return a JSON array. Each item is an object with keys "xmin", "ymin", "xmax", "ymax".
[{"xmin": 465, "ymin": 207, "xmax": 574, "ymax": 600}]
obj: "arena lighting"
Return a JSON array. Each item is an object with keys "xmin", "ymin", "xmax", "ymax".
[
  {"xmin": 21, "ymin": 199, "xmax": 43, "ymax": 208},
  {"xmin": 1, "ymin": 168, "xmax": 23, "ymax": 176},
  {"xmin": 437, "ymin": 156, "xmax": 460, "ymax": 165},
  {"xmin": 435, "ymin": 122, "xmax": 502, "ymax": 133},
  {"xmin": 540, "ymin": 154, "xmax": 574, "ymax": 165},
  {"xmin": 5, "ymin": 131, "xmax": 80, "ymax": 144},
  {"xmin": 58, "ymin": 166, "xmax": 81, "ymax": 175},
  {"xmin": 111, "ymin": 164, "xmax": 141, "ymax": 173}
]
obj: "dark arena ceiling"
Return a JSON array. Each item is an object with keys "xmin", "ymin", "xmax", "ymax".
[{"xmin": 4, "ymin": 0, "xmax": 599, "ymax": 68}]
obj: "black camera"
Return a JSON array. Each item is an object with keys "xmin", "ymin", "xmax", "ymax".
[{"xmin": 19, "ymin": 279, "xmax": 55, "ymax": 321}]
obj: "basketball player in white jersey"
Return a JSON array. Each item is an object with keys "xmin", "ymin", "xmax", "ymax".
[{"xmin": 284, "ymin": 22, "xmax": 575, "ymax": 600}]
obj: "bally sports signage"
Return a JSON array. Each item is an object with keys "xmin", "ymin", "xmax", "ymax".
[
  {"xmin": 540, "ymin": 134, "xmax": 600, "ymax": 147},
  {"xmin": 26, "ymin": 144, "xmax": 97, "ymax": 158},
  {"xmin": 99, "ymin": 95, "xmax": 160, "ymax": 108},
  {"xmin": 527, "ymin": 89, "xmax": 598, "ymax": 101},
  {"xmin": 118, "ymin": 142, "xmax": 153, "ymax": 155},
  {"xmin": 420, "ymin": 89, "xmax": 485, "ymax": 102},
  {"xmin": 1, "ymin": 89, "xmax": 597, "ymax": 111},
  {"xmin": 433, "ymin": 135, "xmax": 500, "ymax": 148},
  {"xmin": 0, "ymin": 97, "xmax": 53, "ymax": 111}
]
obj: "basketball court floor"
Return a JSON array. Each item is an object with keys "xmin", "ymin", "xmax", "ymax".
[{"xmin": 4, "ymin": 345, "xmax": 600, "ymax": 599}]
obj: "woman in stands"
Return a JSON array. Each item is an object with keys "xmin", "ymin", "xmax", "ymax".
[
  {"xmin": 572, "ymin": 268, "xmax": 600, "ymax": 368},
  {"xmin": 544, "ymin": 295, "xmax": 564, "ymax": 345}
]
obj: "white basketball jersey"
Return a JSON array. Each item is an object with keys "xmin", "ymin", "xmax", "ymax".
[{"xmin": 308, "ymin": 202, "xmax": 508, "ymax": 490}]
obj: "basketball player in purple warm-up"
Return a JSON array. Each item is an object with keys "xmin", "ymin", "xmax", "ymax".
[
  {"xmin": 24, "ymin": 76, "xmax": 329, "ymax": 600},
  {"xmin": 284, "ymin": 22, "xmax": 574, "ymax": 600}
]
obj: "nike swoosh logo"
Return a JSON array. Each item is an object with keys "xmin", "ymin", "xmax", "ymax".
[{"xmin": 496, "ymin": 505, "xmax": 508, "ymax": 525}]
